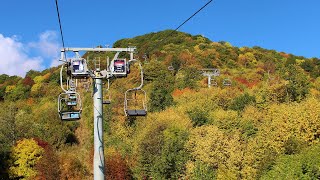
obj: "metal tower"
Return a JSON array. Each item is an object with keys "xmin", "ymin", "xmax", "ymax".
[
  {"xmin": 58, "ymin": 47, "xmax": 146, "ymax": 180},
  {"xmin": 201, "ymin": 68, "xmax": 220, "ymax": 88}
]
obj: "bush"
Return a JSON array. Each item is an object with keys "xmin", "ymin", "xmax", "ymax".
[
  {"xmin": 229, "ymin": 93, "xmax": 255, "ymax": 112},
  {"xmin": 187, "ymin": 108, "xmax": 209, "ymax": 127},
  {"xmin": 105, "ymin": 151, "xmax": 132, "ymax": 180},
  {"xmin": 149, "ymin": 73, "xmax": 174, "ymax": 112},
  {"xmin": 187, "ymin": 161, "xmax": 216, "ymax": 179},
  {"xmin": 261, "ymin": 144, "xmax": 320, "ymax": 179}
]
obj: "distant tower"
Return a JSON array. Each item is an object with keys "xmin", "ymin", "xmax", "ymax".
[{"xmin": 201, "ymin": 68, "xmax": 220, "ymax": 88}]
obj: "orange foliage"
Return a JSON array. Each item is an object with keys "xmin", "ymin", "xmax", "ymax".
[
  {"xmin": 279, "ymin": 52, "xmax": 290, "ymax": 58},
  {"xmin": 27, "ymin": 98, "xmax": 34, "ymax": 105},
  {"xmin": 163, "ymin": 54, "xmax": 174, "ymax": 66},
  {"xmin": 42, "ymin": 73, "xmax": 51, "ymax": 80},
  {"xmin": 179, "ymin": 51, "xmax": 200, "ymax": 67},
  {"xmin": 202, "ymin": 78, "xmax": 209, "ymax": 85},
  {"xmin": 172, "ymin": 88, "xmax": 194, "ymax": 97},
  {"xmin": 234, "ymin": 77, "xmax": 259, "ymax": 88},
  {"xmin": 105, "ymin": 151, "xmax": 131, "ymax": 180},
  {"xmin": 22, "ymin": 76, "xmax": 35, "ymax": 86},
  {"xmin": 35, "ymin": 145, "xmax": 60, "ymax": 180},
  {"xmin": 88, "ymin": 147, "xmax": 94, "ymax": 173},
  {"xmin": 33, "ymin": 138, "xmax": 48, "ymax": 149},
  {"xmin": 59, "ymin": 153, "xmax": 88, "ymax": 180}
]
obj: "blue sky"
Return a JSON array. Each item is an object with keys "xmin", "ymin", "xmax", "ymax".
[{"xmin": 0, "ymin": 0, "xmax": 319, "ymax": 76}]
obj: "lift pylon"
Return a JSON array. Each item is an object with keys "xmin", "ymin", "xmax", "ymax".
[
  {"xmin": 58, "ymin": 46, "xmax": 146, "ymax": 180},
  {"xmin": 201, "ymin": 68, "xmax": 220, "ymax": 88}
]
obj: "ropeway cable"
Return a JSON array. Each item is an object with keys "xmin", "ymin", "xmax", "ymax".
[
  {"xmin": 55, "ymin": 0, "xmax": 68, "ymax": 61},
  {"xmin": 149, "ymin": 0, "xmax": 214, "ymax": 53}
]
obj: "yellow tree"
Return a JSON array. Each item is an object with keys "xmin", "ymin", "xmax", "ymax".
[
  {"xmin": 238, "ymin": 52, "xmax": 257, "ymax": 68},
  {"xmin": 186, "ymin": 125, "xmax": 245, "ymax": 179},
  {"xmin": 8, "ymin": 138, "xmax": 44, "ymax": 180}
]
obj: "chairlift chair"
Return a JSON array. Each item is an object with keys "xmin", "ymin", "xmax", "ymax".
[
  {"xmin": 58, "ymin": 92, "xmax": 82, "ymax": 121},
  {"xmin": 168, "ymin": 65, "xmax": 174, "ymax": 71},
  {"xmin": 123, "ymin": 59, "xmax": 147, "ymax": 116},
  {"xmin": 124, "ymin": 89, "xmax": 147, "ymax": 116},
  {"xmin": 103, "ymin": 79, "xmax": 111, "ymax": 105},
  {"xmin": 69, "ymin": 58, "xmax": 90, "ymax": 79},
  {"xmin": 110, "ymin": 59, "xmax": 127, "ymax": 77},
  {"xmin": 211, "ymin": 79, "xmax": 218, "ymax": 86},
  {"xmin": 223, "ymin": 78, "xmax": 232, "ymax": 86},
  {"xmin": 68, "ymin": 78, "xmax": 77, "ymax": 91}
]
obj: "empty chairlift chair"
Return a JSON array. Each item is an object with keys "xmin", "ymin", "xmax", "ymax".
[
  {"xmin": 103, "ymin": 92, "xmax": 111, "ymax": 105},
  {"xmin": 124, "ymin": 89, "xmax": 147, "ymax": 116},
  {"xmin": 223, "ymin": 78, "xmax": 232, "ymax": 86},
  {"xmin": 103, "ymin": 80, "xmax": 111, "ymax": 105},
  {"xmin": 58, "ymin": 92, "xmax": 82, "ymax": 121},
  {"xmin": 211, "ymin": 79, "xmax": 218, "ymax": 86},
  {"xmin": 69, "ymin": 58, "xmax": 90, "ymax": 79}
]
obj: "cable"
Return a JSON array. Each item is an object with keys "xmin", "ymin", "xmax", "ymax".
[
  {"xmin": 150, "ymin": 0, "xmax": 214, "ymax": 53},
  {"xmin": 55, "ymin": 0, "xmax": 66, "ymax": 50},
  {"xmin": 173, "ymin": 0, "xmax": 213, "ymax": 33}
]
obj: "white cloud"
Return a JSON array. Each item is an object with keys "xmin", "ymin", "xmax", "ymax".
[
  {"xmin": 0, "ymin": 31, "xmax": 62, "ymax": 77},
  {"xmin": 0, "ymin": 34, "xmax": 44, "ymax": 77},
  {"xmin": 50, "ymin": 58, "xmax": 63, "ymax": 67},
  {"xmin": 28, "ymin": 30, "xmax": 62, "ymax": 68},
  {"xmin": 29, "ymin": 31, "xmax": 60, "ymax": 58}
]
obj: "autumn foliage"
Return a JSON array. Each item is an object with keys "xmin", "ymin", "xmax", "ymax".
[{"xmin": 0, "ymin": 30, "xmax": 320, "ymax": 179}]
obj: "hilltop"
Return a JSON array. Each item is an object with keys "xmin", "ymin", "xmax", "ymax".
[{"xmin": 0, "ymin": 30, "xmax": 320, "ymax": 179}]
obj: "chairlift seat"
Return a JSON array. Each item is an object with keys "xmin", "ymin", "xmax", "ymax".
[
  {"xmin": 69, "ymin": 95, "xmax": 77, "ymax": 99},
  {"xmin": 71, "ymin": 71, "xmax": 90, "ymax": 78},
  {"xmin": 67, "ymin": 101, "xmax": 77, "ymax": 106},
  {"xmin": 60, "ymin": 111, "xmax": 81, "ymax": 120},
  {"xmin": 69, "ymin": 87, "xmax": 76, "ymax": 91},
  {"xmin": 223, "ymin": 79, "xmax": 232, "ymax": 86},
  {"xmin": 212, "ymin": 81, "xmax": 218, "ymax": 86},
  {"xmin": 126, "ymin": 109, "xmax": 147, "ymax": 116},
  {"xmin": 223, "ymin": 82, "xmax": 232, "ymax": 86}
]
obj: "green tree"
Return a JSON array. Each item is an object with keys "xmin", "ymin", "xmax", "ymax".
[
  {"xmin": 178, "ymin": 67, "xmax": 200, "ymax": 89},
  {"xmin": 229, "ymin": 92, "xmax": 256, "ymax": 112},
  {"xmin": 0, "ymin": 102, "xmax": 18, "ymax": 152},
  {"xmin": 0, "ymin": 74, "xmax": 9, "ymax": 84},
  {"xmin": 154, "ymin": 127, "xmax": 189, "ymax": 179},
  {"xmin": 134, "ymin": 110, "xmax": 191, "ymax": 179},
  {"xmin": 187, "ymin": 108, "xmax": 209, "ymax": 127},
  {"xmin": 0, "ymin": 85, "xmax": 6, "ymax": 101},
  {"xmin": 283, "ymin": 65, "xmax": 310, "ymax": 102},
  {"xmin": 186, "ymin": 161, "xmax": 216, "ymax": 180},
  {"xmin": 261, "ymin": 144, "xmax": 320, "ymax": 180},
  {"xmin": 5, "ymin": 84, "xmax": 31, "ymax": 101},
  {"xmin": 25, "ymin": 70, "xmax": 41, "ymax": 79},
  {"xmin": 149, "ymin": 71, "xmax": 174, "ymax": 112}
]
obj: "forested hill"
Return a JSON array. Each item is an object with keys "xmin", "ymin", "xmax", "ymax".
[{"xmin": 1, "ymin": 30, "xmax": 320, "ymax": 179}]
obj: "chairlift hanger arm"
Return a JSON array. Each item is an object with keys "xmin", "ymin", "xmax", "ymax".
[
  {"xmin": 128, "ymin": 59, "xmax": 144, "ymax": 90},
  {"xmin": 60, "ymin": 63, "xmax": 68, "ymax": 92},
  {"xmin": 61, "ymin": 47, "xmax": 136, "ymax": 53}
]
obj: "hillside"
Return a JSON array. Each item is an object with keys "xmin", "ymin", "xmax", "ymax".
[{"xmin": 1, "ymin": 30, "xmax": 320, "ymax": 179}]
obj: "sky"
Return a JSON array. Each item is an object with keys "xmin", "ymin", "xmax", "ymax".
[{"xmin": 0, "ymin": 0, "xmax": 319, "ymax": 77}]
